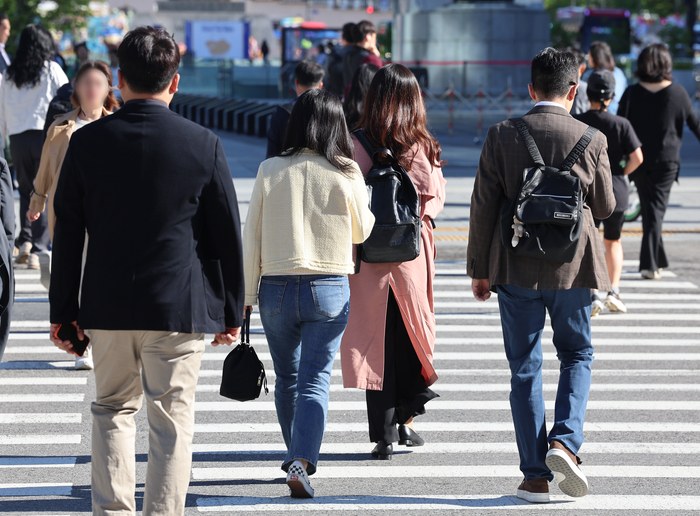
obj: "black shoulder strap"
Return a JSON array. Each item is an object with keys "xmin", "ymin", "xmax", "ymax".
[
  {"xmin": 512, "ymin": 118, "xmax": 545, "ymax": 168},
  {"xmin": 352, "ymin": 129, "xmax": 374, "ymax": 158},
  {"xmin": 560, "ymin": 126, "xmax": 598, "ymax": 172}
]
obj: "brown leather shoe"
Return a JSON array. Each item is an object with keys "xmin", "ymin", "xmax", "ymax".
[
  {"xmin": 546, "ymin": 439, "xmax": 589, "ymax": 498},
  {"xmin": 516, "ymin": 477, "xmax": 550, "ymax": 504}
]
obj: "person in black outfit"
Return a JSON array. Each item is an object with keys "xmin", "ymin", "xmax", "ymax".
[
  {"xmin": 49, "ymin": 26, "xmax": 245, "ymax": 514},
  {"xmin": 342, "ymin": 20, "xmax": 382, "ymax": 91},
  {"xmin": 343, "ymin": 63, "xmax": 378, "ymax": 130},
  {"xmin": 575, "ymin": 70, "xmax": 643, "ymax": 315},
  {"xmin": 326, "ymin": 23, "xmax": 356, "ymax": 97},
  {"xmin": 567, "ymin": 47, "xmax": 589, "ymax": 115},
  {"xmin": 266, "ymin": 59, "xmax": 324, "ymax": 158},
  {"xmin": 618, "ymin": 43, "xmax": 700, "ymax": 279},
  {"xmin": 0, "ymin": 157, "xmax": 13, "ymax": 362}
]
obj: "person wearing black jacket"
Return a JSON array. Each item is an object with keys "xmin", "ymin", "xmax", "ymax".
[
  {"xmin": 49, "ymin": 27, "xmax": 245, "ymax": 515},
  {"xmin": 0, "ymin": 157, "xmax": 14, "ymax": 362},
  {"xmin": 618, "ymin": 43, "xmax": 700, "ymax": 279}
]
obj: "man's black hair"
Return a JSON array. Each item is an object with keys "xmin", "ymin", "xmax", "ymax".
[
  {"xmin": 565, "ymin": 47, "xmax": 586, "ymax": 67},
  {"xmin": 117, "ymin": 26, "xmax": 180, "ymax": 94},
  {"xmin": 342, "ymin": 22, "xmax": 356, "ymax": 44},
  {"xmin": 0, "ymin": 13, "xmax": 8, "ymax": 23},
  {"xmin": 531, "ymin": 47, "xmax": 579, "ymax": 100},
  {"xmin": 353, "ymin": 20, "xmax": 376, "ymax": 44},
  {"xmin": 295, "ymin": 59, "xmax": 325, "ymax": 87}
]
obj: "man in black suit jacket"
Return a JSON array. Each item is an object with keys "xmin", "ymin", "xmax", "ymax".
[
  {"xmin": 0, "ymin": 157, "xmax": 14, "ymax": 362},
  {"xmin": 49, "ymin": 27, "xmax": 244, "ymax": 515}
]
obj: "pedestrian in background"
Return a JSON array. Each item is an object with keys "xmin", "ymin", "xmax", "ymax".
[
  {"xmin": 587, "ymin": 41, "xmax": 627, "ymax": 114},
  {"xmin": 0, "ymin": 156, "xmax": 13, "ymax": 363},
  {"xmin": 0, "ymin": 13, "xmax": 11, "ymax": 160},
  {"xmin": 342, "ymin": 20, "xmax": 382, "ymax": 91},
  {"xmin": 0, "ymin": 24, "xmax": 68, "ymax": 269},
  {"xmin": 467, "ymin": 48, "xmax": 614, "ymax": 504},
  {"xmin": 244, "ymin": 88, "xmax": 374, "ymax": 498},
  {"xmin": 341, "ymin": 63, "xmax": 446, "ymax": 461},
  {"xmin": 567, "ymin": 47, "xmax": 589, "ymax": 116},
  {"xmin": 575, "ymin": 70, "xmax": 643, "ymax": 315},
  {"xmin": 49, "ymin": 26, "xmax": 245, "ymax": 515},
  {"xmin": 618, "ymin": 43, "xmax": 700, "ymax": 280},
  {"xmin": 69, "ymin": 42, "xmax": 89, "ymax": 79},
  {"xmin": 326, "ymin": 22, "xmax": 355, "ymax": 97},
  {"xmin": 343, "ymin": 63, "xmax": 378, "ymax": 130},
  {"xmin": 266, "ymin": 59, "xmax": 324, "ymax": 158},
  {"xmin": 28, "ymin": 60, "xmax": 117, "ymax": 369}
]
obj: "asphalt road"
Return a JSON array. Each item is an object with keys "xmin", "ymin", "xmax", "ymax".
[{"xmin": 1, "ymin": 127, "xmax": 700, "ymax": 516}]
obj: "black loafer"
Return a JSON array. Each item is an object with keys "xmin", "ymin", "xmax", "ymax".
[
  {"xmin": 371, "ymin": 441, "xmax": 393, "ymax": 460},
  {"xmin": 398, "ymin": 425, "xmax": 425, "ymax": 447}
]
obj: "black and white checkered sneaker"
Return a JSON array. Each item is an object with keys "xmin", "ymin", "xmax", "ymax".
[{"xmin": 286, "ymin": 460, "xmax": 314, "ymax": 498}]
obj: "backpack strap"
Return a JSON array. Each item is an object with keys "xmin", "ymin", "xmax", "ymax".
[
  {"xmin": 512, "ymin": 118, "xmax": 545, "ymax": 168},
  {"xmin": 352, "ymin": 129, "xmax": 375, "ymax": 159},
  {"xmin": 560, "ymin": 126, "xmax": 598, "ymax": 172}
]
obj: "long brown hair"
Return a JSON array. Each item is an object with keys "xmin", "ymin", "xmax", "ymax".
[
  {"xmin": 357, "ymin": 63, "xmax": 442, "ymax": 170},
  {"xmin": 70, "ymin": 60, "xmax": 119, "ymax": 111}
]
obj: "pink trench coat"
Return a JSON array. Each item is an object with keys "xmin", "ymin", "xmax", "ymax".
[{"xmin": 340, "ymin": 140, "xmax": 447, "ymax": 391}]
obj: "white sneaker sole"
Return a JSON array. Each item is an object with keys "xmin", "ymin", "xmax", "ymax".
[
  {"xmin": 287, "ymin": 475, "xmax": 314, "ymax": 498},
  {"xmin": 546, "ymin": 449, "xmax": 589, "ymax": 498},
  {"xmin": 74, "ymin": 358, "xmax": 94, "ymax": 370},
  {"xmin": 604, "ymin": 297, "xmax": 627, "ymax": 313},
  {"xmin": 516, "ymin": 489, "xmax": 550, "ymax": 504},
  {"xmin": 591, "ymin": 301, "xmax": 603, "ymax": 317}
]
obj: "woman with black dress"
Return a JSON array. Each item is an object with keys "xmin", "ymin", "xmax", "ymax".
[{"xmin": 618, "ymin": 43, "xmax": 700, "ymax": 279}]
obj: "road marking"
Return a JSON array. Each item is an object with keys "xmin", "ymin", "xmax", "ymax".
[
  {"xmin": 433, "ymin": 313, "xmax": 700, "ymax": 321},
  {"xmin": 0, "ymin": 394, "xmax": 84, "ymax": 403},
  {"xmin": 432, "ymin": 291, "xmax": 700, "ymax": 300},
  {"xmin": 194, "ymin": 494, "xmax": 700, "ymax": 512},
  {"xmin": 193, "ymin": 400, "xmax": 700, "ymax": 412},
  {"xmin": 13, "ymin": 284, "xmax": 48, "ymax": 293},
  {"xmin": 433, "ymin": 337, "xmax": 700, "ymax": 347},
  {"xmin": 3, "ymin": 346, "xmax": 77, "ymax": 354},
  {"xmin": 433, "ymin": 302, "xmax": 700, "ymax": 310},
  {"xmin": 432, "ymin": 325, "xmax": 700, "ymax": 335},
  {"xmin": 0, "ymin": 377, "xmax": 87, "ymax": 385},
  {"xmin": 192, "ymin": 422, "xmax": 700, "ymax": 433},
  {"xmin": 0, "ymin": 483, "xmax": 72, "ymax": 497},
  {"xmin": 7, "ymin": 333, "xmax": 51, "ymax": 340},
  {"xmin": 13, "ymin": 273, "xmax": 41, "ymax": 281},
  {"xmin": 0, "ymin": 435, "xmax": 81, "ymax": 445},
  {"xmin": 0, "ymin": 413, "xmax": 82, "ymax": 424},
  {"xmin": 434, "ymin": 269, "xmax": 678, "ymax": 278},
  {"xmin": 191, "ymin": 465, "xmax": 700, "ymax": 481},
  {"xmin": 0, "ymin": 457, "xmax": 76, "ymax": 468},
  {"xmin": 191, "ymin": 442, "xmax": 700, "ymax": 455},
  {"xmin": 0, "ymin": 361, "xmax": 75, "ymax": 370},
  {"xmin": 431, "ymin": 278, "xmax": 698, "ymax": 289}
]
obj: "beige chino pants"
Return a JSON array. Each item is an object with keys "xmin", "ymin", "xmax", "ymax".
[{"xmin": 89, "ymin": 330, "xmax": 205, "ymax": 516}]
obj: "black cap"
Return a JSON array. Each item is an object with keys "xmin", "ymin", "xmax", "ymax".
[{"xmin": 586, "ymin": 69, "xmax": 616, "ymax": 102}]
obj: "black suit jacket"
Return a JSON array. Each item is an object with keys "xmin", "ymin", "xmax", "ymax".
[
  {"xmin": 50, "ymin": 99, "xmax": 245, "ymax": 333},
  {"xmin": 265, "ymin": 101, "xmax": 294, "ymax": 159}
]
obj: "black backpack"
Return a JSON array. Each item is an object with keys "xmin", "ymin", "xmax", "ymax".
[
  {"xmin": 353, "ymin": 130, "xmax": 422, "ymax": 267},
  {"xmin": 500, "ymin": 118, "xmax": 597, "ymax": 263}
]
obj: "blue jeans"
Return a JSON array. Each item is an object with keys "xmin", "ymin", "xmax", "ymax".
[
  {"xmin": 259, "ymin": 275, "xmax": 350, "ymax": 476},
  {"xmin": 496, "ymin": 284, "xmax": 594, "ymax": 482}
]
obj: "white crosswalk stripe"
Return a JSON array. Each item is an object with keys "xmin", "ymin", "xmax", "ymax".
[{"xmin": 2, "ymin": 262, "xmax": 699, "ymax": 513}]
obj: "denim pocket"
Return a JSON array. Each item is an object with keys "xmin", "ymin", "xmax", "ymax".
[
  {"xmin": 259, "ymin": 279, "xmax": 286, "ymax": 316},
  {"xmin": 310, "ymin": 280, "xmax": 346, "ymax": 318}
]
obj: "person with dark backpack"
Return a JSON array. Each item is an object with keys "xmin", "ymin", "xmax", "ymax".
[
  {"xmin": 467, "ymin": 48, "xmax": 614, "ymax": 504},
  {"xmin": 326, "ymin": 23, "xmax": 355, "ymax": 97},
  {"xmin": 340, "ymin": 64, "xmax": 446, "ymax": 461}
]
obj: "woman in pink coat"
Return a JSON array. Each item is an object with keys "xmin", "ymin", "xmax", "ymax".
[{"xmin": 340, "ymin": 64, "xmax": 446, "ymax": 460}]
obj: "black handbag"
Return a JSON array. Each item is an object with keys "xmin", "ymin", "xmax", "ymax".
[
  {"xmin": 219, "ymin": 307, "xmax": 268, "ymax": 401},
  {"xmin": 352, "ymin": 129, "xmax": 422, "ymax": 267},
  {"xmin": 500, "ymin": 118, "xmax": 597, "ymax": 263}
]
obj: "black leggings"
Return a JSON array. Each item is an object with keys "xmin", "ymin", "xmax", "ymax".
[
  {"xmin": 365, "ymin": 288, "xmax": 438, "ymax": 444},
  {"xmin": 632, "ymin": 162, "xmax": 678, "ymax": 271}
]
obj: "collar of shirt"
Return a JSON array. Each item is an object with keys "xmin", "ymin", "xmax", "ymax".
[{"xmin": 534, "ymin": 101, "xmax": 568, "ymax": 110}]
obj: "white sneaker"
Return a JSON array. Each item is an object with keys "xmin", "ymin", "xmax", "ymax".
[
  {"xmin": 590, "ymin": 292, "xmax": 604, "ymax": 317},
  {"xmin": 15, "ymin": 242, "xmax": 31, "ymax": 264},
  {"xmin": 546, "ymin": 448, "xmax": 589, "ymax": 498},
  {"xmin": 27, "ymin": 253, "xmax": 40, "ymax": 270},
  {"xmin": 286, "ymin": 460, "xmax": 314, "ymax": 498},
  {"xmin": 37, "ymin": 251, "xmax": 51, "ymax": 291},
  {"xmin": 604, "ymin": 291, "xmax": 627, "ymax": 313},
  {"xmin": 75, "ymin": 347, "xmax": 94, "ymax": 370},
  {"xmin": 641, "ymin": 269, "xmax": 661, "ymax": 280}
]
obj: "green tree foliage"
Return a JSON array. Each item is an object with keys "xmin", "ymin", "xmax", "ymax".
[
  {"xmin": 545, "ymin": 0, "xmax": 686, "ymax": 18},
  {"xmin": 0, "ymin": 0, "xmax": 90, "ymax": 52}
]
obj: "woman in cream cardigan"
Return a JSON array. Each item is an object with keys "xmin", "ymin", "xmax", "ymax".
[
  {"xmin": 243, "ymin": 88, "xmax": 374, "ymax": 499},
  {"xmin": 27, "ymin": 60, "xmax": 117, "ymax": 370}
]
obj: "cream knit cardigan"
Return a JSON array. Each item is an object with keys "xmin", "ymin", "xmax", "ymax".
[{"xmin": 243, "ymin": 150, "xmax": 375, "ymax": 305}]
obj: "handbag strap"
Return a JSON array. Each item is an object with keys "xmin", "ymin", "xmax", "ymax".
[
  {"xmin": 243, "ymin": 306, "xmax": 251, "ymax": 346},
  {"xmin": 560, "ymin": 126, "xmax": 598, "ymax": 172},
  {"xmin": 513, "ymin": 118, "xmax": 545, "ymax": 168}
]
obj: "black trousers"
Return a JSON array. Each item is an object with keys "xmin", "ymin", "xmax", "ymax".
[
  {"xmin": 632, "ymin": 162, "xmax": 678, "ymax": 272},
  {"xmin": 10, "ymin": 130, "xmax": 49, "ymax": 253},
  {"xmin": 366, "ymin": 288, "xmax": 438, "ymax": 444}
]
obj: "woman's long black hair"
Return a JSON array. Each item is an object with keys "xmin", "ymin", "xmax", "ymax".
[
  {"xmin": 344, "ymin": 64, "xmax": 379, "ymax": 131},
  {"xmin": 6, "ymin": 24, "xmax": 56, "ymax": 89},
  {"xmin": 280, "ymin": 88, "xmax": 355, "ymax": 173}
]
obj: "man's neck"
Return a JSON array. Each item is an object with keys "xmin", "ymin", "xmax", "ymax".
[
  {"xmin": 535, "ymin": 100, "xmax": 567, "ymax": 109},
  {"xmin": 123, "ymin": 94, "xmax": 170, "ymax": 106}
]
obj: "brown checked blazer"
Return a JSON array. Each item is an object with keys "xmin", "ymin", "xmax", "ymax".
[{"xmin": 466, "ymin": 104, "xmax": 615, "ymax": 292}]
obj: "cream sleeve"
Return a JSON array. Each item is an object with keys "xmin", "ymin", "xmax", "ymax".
[
  {"xmin": 348, "ymin": 166, "xmax": 375, "ymax": 244},
  {"xmin": 30, "ymin": 126, "xmax": 57, "ymax": 212},
  {"xmin": 243, "ymin": 165, "xmax": 265, "ymax": 306}
]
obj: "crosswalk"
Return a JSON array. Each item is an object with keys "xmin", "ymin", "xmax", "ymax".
[{"xmin": 1, "ymin": 261, "xmax": 700, "ymax": 514}]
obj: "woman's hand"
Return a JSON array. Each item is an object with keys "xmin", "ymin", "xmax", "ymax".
[
  {"xmin": 27, "ymin": 210, "xmax": 41, "ymax": 222},
  {"xmin": 212, "ymin": 327, "xmax": 241, "ymax": 346}
]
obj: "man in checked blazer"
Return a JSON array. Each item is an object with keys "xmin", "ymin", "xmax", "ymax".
[{"xmin": 467, "ymin": 48, "xmax": 615, "ymax": 504}]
